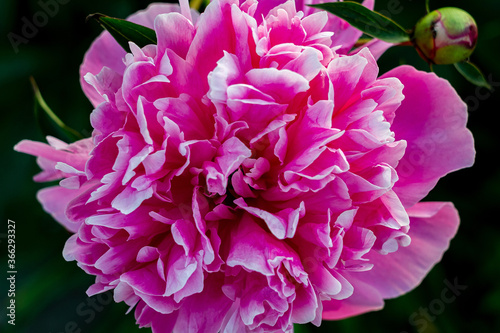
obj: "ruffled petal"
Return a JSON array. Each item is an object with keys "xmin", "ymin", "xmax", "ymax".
[{"xmin": 80, "ymin": 3, "xmax": 185, "ymax": 107}]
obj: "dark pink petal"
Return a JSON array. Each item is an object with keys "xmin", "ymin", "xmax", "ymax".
[{"xmin": 254, "ymin": 0, "xmax": 288, "ymax": 23}]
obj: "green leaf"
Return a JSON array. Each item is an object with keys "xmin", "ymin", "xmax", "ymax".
[
  {"xmin": 309, "ymin": 1, "xmax": 410, "ymax": 44},
  {"xmin": 87, "ymin": 13, "xmax": 157, "ymax": 52},
  {"xmin": 425, "ymin": 0, "xmax": 431, "ymax": 13},
  {"xmin": 31, "ymin": 77, "xmax": 83, "ymax": 142},
  {"xmin": 454, "ymin": 62, "xmax": 492, "ymax": 89}
]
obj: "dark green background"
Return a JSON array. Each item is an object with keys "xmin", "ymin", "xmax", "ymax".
[{"xmin": 1, "ymin": 0, "xmax": 499, "ymax": 332}]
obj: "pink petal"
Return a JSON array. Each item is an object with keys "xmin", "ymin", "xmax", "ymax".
[
  {"xmin": 322, "ymin": 273, "xmax": 384, "ymax": 320},
  {"xmin": 302, "ymin": 0, "xmax": 375, "ymax": 54},
  {"xmin": 208, "ymin": 52, "xmax": 244, "ymax": 104},
  {"xmin": 121, "ymin": 264, "xmax": 169, "ymax": 297},
  {"xmin": 14, "ymin": 139, "xmax": 89, "ymax": 171},
  {"xmin": 90, "ymin": 102, "xmax": 126, "ymax": 144},
  {"xmin": 83, "ymin": 66, "xmax": 123, "ymax": 104},
  {"xmin": 226, "ymin": 214, "xmax": 298, "ymax": 275},
  {"xmin": 161, "ymin": 274, "xmax": 232, "ymax": 333},
  {"xmin": 351, "ymin": 39, "xmax": 394, "ymax": 60},
  {"xmin": 186, "ymin": 0, "xmax": 246, "ymax": 86},
  {"xmin": 384, "ymin": 66, "xmax": 475, "ymax": 207},
  {"xmin": 112, "ymin": 185, "xmax": 154, "ymax": 215},
  {"xmin": 245, "ymin": 67, "xmax": 310, "ymax": 103},
  {"xmin": 154, "ymin": 94, "xmax": 214, "ymax": 140},
  {"xmin": 357, "ymin": 201, "xmax": 460, "ymax": 298},
  {"xmin": 324, "ymin": 201, "xmax": 459, "ymax": 319},
  {"xmin": 155, "ymin": 12, "xmax": 195, "ymax": 60},
  {"xmin": 328, "ymin": 48, "xmax": 379, "ymax": 112},
  {"xmin": 80, "ymin": 3, "xmax": 184, "ymax": 107},
  {"xmin": 235, "ymin": 198, "xmax": 305, "ymax": 239},
  {"xmin": 94, "ymin": 239, "xmax": 144, "ymax": 275},
  {"xmin": 164, "ymin": 246, "xmax": 201, "ymax": 299},
  {"xmin": 37, "ymin": 185, "xmax": 84, "ymax": 232}
]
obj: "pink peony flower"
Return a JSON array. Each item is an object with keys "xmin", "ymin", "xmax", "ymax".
[{"xmin": 15, "ymin": 0, "xmax": 475, "ymax": 332}]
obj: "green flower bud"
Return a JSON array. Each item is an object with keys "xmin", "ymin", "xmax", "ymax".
[{"xmin": 413, "ymin": 7, "xmax": 478, "ymax": 65}]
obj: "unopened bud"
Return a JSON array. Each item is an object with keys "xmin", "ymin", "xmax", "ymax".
[{"xmin": 413, "ymin": 7, "xmax": 478, "ymax": 65}]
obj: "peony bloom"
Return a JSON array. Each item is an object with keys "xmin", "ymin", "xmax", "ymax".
[{"xmin": 15, "ymin": 0, "xmax": 475, "ymax": 332}]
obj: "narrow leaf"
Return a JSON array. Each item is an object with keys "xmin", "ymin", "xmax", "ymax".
[
  {"xmin": 309, "ymin": 1, "xmax": 410, "ymax": 44},
  {"xmin": 454, "ymin": 62, "xmax": 492, "ymax": 90},
  {"xmin": 87, "ymin": 13, "xmax": 157, "ymax": 52},
  {"xmin": 425, "ymin": 0, "xmax": 430, "ymax": 13},
  {"xmin": 31, "ymin": 77, "xmax": 83, "ymax": 142}
]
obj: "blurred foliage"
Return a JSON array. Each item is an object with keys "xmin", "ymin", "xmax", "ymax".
[{"xmin": 1, "ymin": 0, "xmax": 499, "ymax": 332}]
